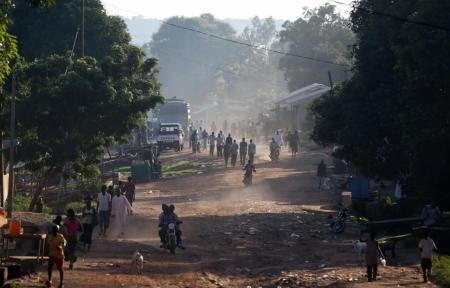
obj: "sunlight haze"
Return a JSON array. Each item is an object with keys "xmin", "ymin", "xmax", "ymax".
[{"xmin": 102, "ymin": 0, "xmax": 350, "ymax": 20}]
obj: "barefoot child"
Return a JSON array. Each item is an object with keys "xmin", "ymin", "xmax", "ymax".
[
  {"xmin": 47, "ymin": 225, "xmax": 66, "ymax": 288},
  {"xmin": 419, "ymin": 229, "xmax": 438, "ymax": 283}
]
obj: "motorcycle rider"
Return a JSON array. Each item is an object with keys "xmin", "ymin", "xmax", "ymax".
[
  {"xmin": 243, "ymin": 160, "xmax": 256, "ymax": 185},
  {"xmin": 270, "ymin": 138, "xmax": 280, "ymax": 160},
  {"xmin": 158, "ymin": 204, "xmax": 185, "ymax": 249}
]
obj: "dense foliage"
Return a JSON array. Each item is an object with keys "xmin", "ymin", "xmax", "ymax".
[
  {"xmin": 278, "ymin": 4, "xmax": 354, "ymax": 91},
  {"xmin": 0, "ymin": 0, "xmax": 54, "ymax": 85},
  {"xmin": 1, "ymin": 0, "xmax": 163, "ymax": 210},
  {"xmin": 311, "ymin": 0, "xmax": 450, "ymax": 206},
  {"xmin": 10, "ymin": 0, "xmax": 130, "ymax": 60},
  {"xmin": 224, "ymin": 17, "xmax": 287, "ymax": 114}
]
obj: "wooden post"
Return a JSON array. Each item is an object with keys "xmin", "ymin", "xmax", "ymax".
[{"xmin": 7, "ymin": 70, "xmax": 16, "ymax": 218}]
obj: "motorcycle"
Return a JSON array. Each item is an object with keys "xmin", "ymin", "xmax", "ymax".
[
  {"xmin": 164, "ymin": 222, "xmax": 178, "ymax": 254},
  {"xmin": 330, "ymin": 208, "xmax": 348, "ymax": 233},
  {"xmin": 270, "ymin": 147, "xmax": 280, "ymax": 161}
]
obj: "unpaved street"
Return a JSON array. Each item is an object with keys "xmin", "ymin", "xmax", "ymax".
[{"xmin": 20, "ymin": 149, "xmax": 436, "ymax": 287}]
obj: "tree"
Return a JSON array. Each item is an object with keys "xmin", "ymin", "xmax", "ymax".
[
  {"xmin": 224, "ymin": 17, "xmax": 287, "ymax": 115},
  {"xmin": 311, "ymin": 0, "xmax": 450, "ymax": 207},
  {"xmin": 15, "ymin": 48, "xmax": 162, "ymax": 210},
  {"xmin": 278, "ymin": 4, "xmax": 354, "ymax": 91},
  {"xmin": 145, "ymin": 14, "xmax": 238, "ymax": 106},
  {"xmin": 9, "ymin": 0, "xmax": 130, "ymax": 60},
  {"xmin": 0, "ymin": 0, "xmax": 53, "ymax": 85}
]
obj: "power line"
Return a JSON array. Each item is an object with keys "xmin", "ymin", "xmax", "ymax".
[
  {"xmin": 103, "ymin": 2, "xmax": 350, "ymax": 68},
  {"xmin": 154, "ymin": 45, "xmax": 274, "ymax": 81},
  {"xmin": 329, "ymin": 0, "xmax": 450, "ymax": 32}
]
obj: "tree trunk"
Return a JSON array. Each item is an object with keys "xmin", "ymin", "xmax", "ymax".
[
  {"xmin": 28, "ymin": 167, "xmax": 57, "ymax": 212},
  {"xmin": 28, "ymin": 178, "xmax": 47, "ymax": 212}
]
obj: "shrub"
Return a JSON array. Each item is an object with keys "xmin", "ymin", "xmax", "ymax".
[
  {"xmin": 12, "ymin": 194, "xmax": 51, "ymax": 213},
  {"xmin": 433, "ymin": 256, "xmax": 450, "ymax": 286}
]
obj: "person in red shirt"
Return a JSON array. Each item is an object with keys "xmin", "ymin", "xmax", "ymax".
[{"xmin": 63, "ymin": 209, "xmax": 82, "ymax": 270}]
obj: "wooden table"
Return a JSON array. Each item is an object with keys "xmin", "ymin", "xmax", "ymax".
[{"xmin": 1, "ymin": 233, "xmax": 47, "ymax": 267}]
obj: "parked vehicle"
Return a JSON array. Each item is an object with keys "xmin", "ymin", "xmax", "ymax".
[
  {"xmin": 157, "ymin": 123, "xmax": 184, "ymax": 151},
  {"xmin": 154, "ymin": 97, "xmax": 190, "ymax": 134}
]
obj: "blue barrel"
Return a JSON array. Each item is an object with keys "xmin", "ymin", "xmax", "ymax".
[{"xmin": 348, "ymin": 177, "xmax": 370, "ymax": 199}]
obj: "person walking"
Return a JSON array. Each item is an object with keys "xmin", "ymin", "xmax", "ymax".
[
  {"xmin": 224, "ymin": 133, "xmax": 233, "ymax": 167},
  {"xmin": 248, "ymin": 139, "xmax": 256, "ymax": 164},
  {"xmin": 209, "ymin": 132, "xmax": 216, "ymax": 157},
  {"xmin": 97, "ymin": 185, "xmax": 111, "ymax": 237},
  {"xmin": 111, "ymin": 189, "xmax": 132, "ymax": 237},
  {"xmin": 419, "ymin": 229, "xmax": 438, "ymax": 283},
  {"xmin": 317, "ymin": 159, "xmax": 327, "ymax": 190},
  {"xmin": 290, "ymin": 130, "xmax": 300, "ymax": 157},
  {"xmin": 216, "ymin": 131, "xmax": 224, "ymax": 157},
  {"xmin": 46, "ymin": 225, "xmax": 66, "ymax": 288},
  {"xmin": 223, "ymin": 142, "xmax": 231, "ymax": 168},
  {"xmin": 125, "ymin": 176, "xmax": 136, "ymax": 208},
  {"xmin": 80, "ymin": 196, "xmax": 97, "ymax": 252},
  {"xmin": 239, "ymin": 138, "xmax": 248, "ymax": 165},
  {"xmin": 365, "ymin": 231, "xmax": 384, "ymax": 282},
  {"xmin": 202, "ymin": 129, "xmax": 208, "ymax": 150},
  {"xmin": 63, "ymin": 209, "xmax": 81, "ymax": 270},
  {"xmin": 231, "ymin": 140, "xmax": 239, "ymax": 167}
]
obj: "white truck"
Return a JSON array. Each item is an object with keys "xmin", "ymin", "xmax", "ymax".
[{"xmin": 157, "ymin": 123, "xmax": 184, "ymax": 151}]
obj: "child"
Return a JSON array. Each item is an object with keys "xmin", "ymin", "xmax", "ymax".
[
  {"xmin": 365, "ymin": 230, "xmax": 384, "ymax": 282},
  {"xmin": 64, "ymin": 208, "xmax": 82, "ymax": 270},
  {"xmin": 47, "ymin": 225, "xmax": 66, "ymax": 288},
  {"xmin": 419, "ymin": 229, "xmax": 438, "ymax": 283}
]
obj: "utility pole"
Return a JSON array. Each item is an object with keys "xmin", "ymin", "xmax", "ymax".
[
  {"xmin": 0, "ymin": 87, "xmax": 4, "ymax": 208},
  {"xmin": 328, "ymin": 71, "xmax": 334, "ymax": 97},
  {"xmin": 7, "ymin": 70, "xmax": 16, "ymax": 218},
  {"xmin": 81, "ymin": 0, "xmax": 85, "ymax": 57},
  {"xmin": 0, "ymin": 129, "xmax": 3, "ymax": 208}
]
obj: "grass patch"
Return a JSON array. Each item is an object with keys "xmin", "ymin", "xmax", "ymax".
[
  {"xmin": 162, "ymin": 161, "xmax": 196, "ymax": 176},
  {"xmin": 433, "ymin": 256, "xmax": 450, "ymax": 286},
  {"xmin": 13, "ymin": 194, "xmax": 51, "ymax": 213}
]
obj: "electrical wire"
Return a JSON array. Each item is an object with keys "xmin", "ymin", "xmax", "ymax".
[
  {"xmin": 329, "ymin": 0, "xmax": 450, "ymax": 32},
  {"xmin": 102, "ymin": 1, "xmax": 350, "ymax": 68}
]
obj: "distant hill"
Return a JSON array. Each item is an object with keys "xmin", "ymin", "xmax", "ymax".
[{"xmin": 122, "ymin": 16, "xmax": 286, "ymax": 46}]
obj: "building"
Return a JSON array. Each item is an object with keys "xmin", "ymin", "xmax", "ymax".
[{"xmin": 272, "ymin": 83, "xmax": 331, "ymax": 130}]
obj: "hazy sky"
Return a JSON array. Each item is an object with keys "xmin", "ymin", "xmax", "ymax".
[{"xmin": 102, "ymin": 0, "xmax": 350, "ymax": 21}]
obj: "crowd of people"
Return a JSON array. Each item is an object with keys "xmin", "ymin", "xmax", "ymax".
[
  {"xmin": 45, "ymin": 177, "xmax": 136, "ymax": 287},
  {"xmin": 189, "ymin": 125, "xmax": 258, "ymax": 168},
  {"xmin": 42, "ymin": 121, "xmax": 444, "ymax": 287}
]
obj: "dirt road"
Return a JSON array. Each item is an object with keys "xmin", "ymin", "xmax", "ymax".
[{"xmin": 16, "ymin": 148, "xmax": 436, "ymax": 287}]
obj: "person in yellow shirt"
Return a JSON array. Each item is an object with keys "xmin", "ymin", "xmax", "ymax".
[{"xmin": 47, "ymin": 225, "xmax": 67, "ymax": 288}]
